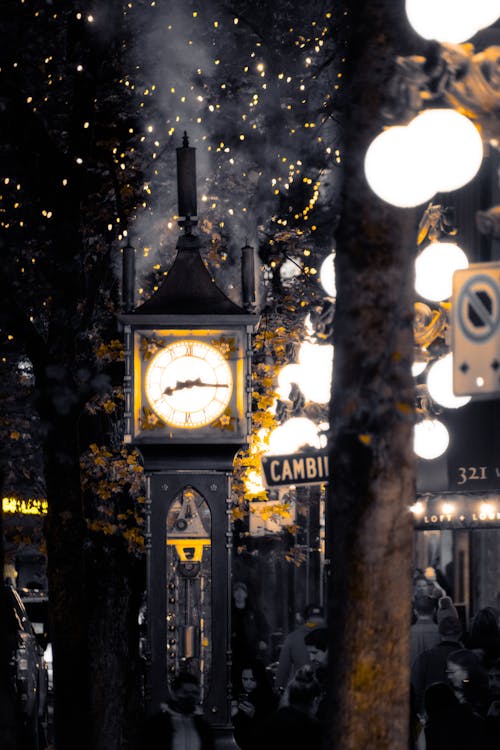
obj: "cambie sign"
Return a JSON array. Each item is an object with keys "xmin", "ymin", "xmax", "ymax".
[{"xmin": 261, "ymin": 449, "xmax": 330, "ymax": 488}]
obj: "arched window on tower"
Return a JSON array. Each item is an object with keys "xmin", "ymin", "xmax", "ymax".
[{"xmin": 166, "ymin": 485, "xmax": 212, "ymax": 699}]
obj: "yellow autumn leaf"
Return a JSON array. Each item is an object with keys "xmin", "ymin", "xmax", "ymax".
[
  {"xmin": 231, "ymin": 506, "xmax": 247, "ymax": 521},
  {"xmin": 396, "ymin": 401, "xmax": 413, "ymax": 414}
]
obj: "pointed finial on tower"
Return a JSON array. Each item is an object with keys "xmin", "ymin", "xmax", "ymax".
[{"xmin": 176, "ymin": 132, "xmax": 198, "ymax": 234}]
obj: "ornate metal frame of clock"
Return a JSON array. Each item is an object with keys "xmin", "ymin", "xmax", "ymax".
[{"xmin": 120, "ymin": 226, "xmax": 258, "ymax": 734}]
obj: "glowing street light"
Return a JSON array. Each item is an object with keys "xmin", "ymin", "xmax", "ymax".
[
  {"xmin": 409, "ymin": 109, "xmax": 483, "ymax": 194},
  {"xmin": 297, "ymin": 341, "xmax": 333, "ymax": 404},
  {"xmin": 364, "ymin": 110, "xmax": 483, "ymax": 207},
  {"xmin": 364, "ymin": 125, "xmax": 435, "ymax": 208},
  {"xmin": 405, "ymin": 0, "xmax": 500, "ymax": 44},
  {"xmin": 320, "ymin": 253, "xmax": 336, "ymax": 297},
  {"xmin": 426, "ymin": 353, "xmax": 471, "ymax": 409},
  {"xmin": 267, "ymin": 417, "xmax": 323, "ymax": 455},
  {"xmin": 415, "ymin": 241, "xmax": 469, "ymax": 301},
  {"xmin": 414, "ymin": 418, "xmax": 450, "ymax": 460}
]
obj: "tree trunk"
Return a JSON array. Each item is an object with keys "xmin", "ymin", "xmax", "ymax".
[
  {"xmin": 43, "ymin": 414, "xmax": 90, "ymax": 750},
  {"xmin": 0, "ymin": 472, "xmax": 18, "ymax": 750},
  {"xmin": 326, "ymin": 3, "xmax": 418, "ymax": 748},
  {"xmin": 86, "ymin": 534, "xmax": 144, "ymax": 750}
]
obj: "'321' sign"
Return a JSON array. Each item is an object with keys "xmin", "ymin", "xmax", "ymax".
[{"xmin": 455, "ymin": 465, "xmax": 500, "ymax": 487}]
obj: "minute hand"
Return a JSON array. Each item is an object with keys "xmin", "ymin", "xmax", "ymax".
[{"xmin": 164, "ymin": 377, "xmax": 229, "ymax": 395}]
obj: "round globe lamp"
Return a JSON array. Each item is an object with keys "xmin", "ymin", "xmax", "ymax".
[
  {"xmin": 412, "ymin": 360, "xmax": 428, "ymax": 378},
  {"xmin": 414, "ymin": 418, "xmax": 450, "ymax": 460},
  {"xmin": 474, "ymin": 3, "xmax": 500, "ymax": 28},
  {"xmin": 415, "ymin": 242, "xmax": 468, "ymax": 301},
  {"xmin": 409, "ymin": 109, "xmax": 483, "ymax": 193},
  {"xmin": 280, "ymin": 258, "xmax": 301, "ymax": 281},
  {"xmin": 267, "ymin": 417, "xmax": 322, "ymax": 455},
  {"xmin": 426, "ymin": 353, "xmax": 471, "ymax": 409},
  {"xmin": 405, "ymin": 0, "xmax": 499, "ymax": 43},
  {"xmin": 364, "ymin": 126, "xmax": 436, "ymax": 208},
  {"xmin": 298, "ymin": 341, "xmax": 333, "ymax": 404},
  {"xmin": 320, "ymin": 253, "xmax": 336, "ymax": 297}
]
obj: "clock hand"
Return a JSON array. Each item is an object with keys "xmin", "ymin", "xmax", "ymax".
[
  {"xmin": 163, "ymin": 381, "xmax": 183, "ymax": 396},
  {"xmin": 188, "ymin": 378, "xmax": 229, "ymax": 388},
  {"xmin": 163, "ymin": 377, "xmax": 229, "ymax": 396}
]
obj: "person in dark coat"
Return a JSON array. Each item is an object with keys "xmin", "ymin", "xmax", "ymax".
[
  {"xmin": 423, "ymin": 681, "xmax": 484, "ymax": 750},
  {"xmin": 484, "ymin": 658, "xmax": 500, "ymax": 749},
  {"xmin": 231, "ymin": 659, "xmax": 277, "ymax": 750},
  {"xmin": 141, "ymin": 672, "xmax": 214, "ymax": 750},
  {"xmin": 488, "ymin": 658, "xmax": 500, "ymax": 704},
  {"xmin": 304, "ymin": 627, "xmax": 328, "ymax": 721},
  {"xmin": 410, "ymin": 594, "xmax": 440, "ymax": 667},
  {"xmin": 466, "ymin": 607, "xmax": 500, "ymax": 669},
  {"xmin": 446, "ymin": 648, "xmax": 490, "ymax": 718},
  {"xmin": 259, "ymin": 665, "xmax": 322, "ymax": 750},
  {"xmin": 484, "ymin": 699, "xmax": 500, "ymax": 750},
  {"xmin": 274, "ymin": 604, "xmax": 325, "ymax": 692},
  {"xmin": 411, "ymin": 613, "xmax": 463, "ymax": 715},
  {"xmin": 231, "ymin": 581, "xmax": 270, "ymax": 681}
]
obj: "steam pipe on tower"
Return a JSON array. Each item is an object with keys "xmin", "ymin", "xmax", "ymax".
[
  {"xmin": 241, "ymin": 241, "xmax": 256, "ymax": 311},
  {"xmin": 122, "ymin": 241, "xmax": 136, "ymax": 312}
]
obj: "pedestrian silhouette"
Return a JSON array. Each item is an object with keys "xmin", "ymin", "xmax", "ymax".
[
  {"xmin": 231, "ymin": 659, "xmax": 277, "ymax": 750},
  {"xmin": 140, "ymin": 672, "xmax": 214, "ymax": 750},
  {"xmin": 275, "ymin": 604, "xmax": 325, "ymax": 692},
  {"xmin": 423, "ymin": 681, "xmax": 484, "ymax": 750},
  {"xmin": 259, "ymin": 665, "xmax": 322, "ymax": 750}
]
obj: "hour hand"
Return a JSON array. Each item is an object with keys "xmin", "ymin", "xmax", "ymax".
[{"xmin": 163, "ymin": 380, "xmax": 186, "ymax": 396}]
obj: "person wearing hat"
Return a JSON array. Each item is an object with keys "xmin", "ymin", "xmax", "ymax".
[
  {"xmin": 411, "ymin": 601, "xmax": 463, "ymax": 715},
  {"xmin": 275, "ymin": 604, "xmax": 325, "ymax": 693}
]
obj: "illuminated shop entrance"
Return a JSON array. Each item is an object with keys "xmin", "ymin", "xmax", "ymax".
[{"xmin": 413, "ymin": 494, "xmax": 500, "ymax": 622}]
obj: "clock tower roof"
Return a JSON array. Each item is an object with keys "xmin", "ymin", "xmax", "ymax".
[{"xmin": 134, "ymin": 232, "xmax": 245, "ymax": 316}]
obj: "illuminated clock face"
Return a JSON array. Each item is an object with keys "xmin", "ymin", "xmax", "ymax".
[{"xmin": 144, "ymin": 340, "xmax": 233, "ymax": 428}]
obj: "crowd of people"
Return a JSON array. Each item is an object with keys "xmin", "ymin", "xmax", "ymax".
[
  {"xmin": 410, "ymin": 570, "xmax": 500, "ymax": 749},
  {"xmin": 141, "ymin": 575, "xmax": 500, "ymax": 749},
  {"xmin": 230, "ymin": 583, "xmax": 328, "ymax": 750}
]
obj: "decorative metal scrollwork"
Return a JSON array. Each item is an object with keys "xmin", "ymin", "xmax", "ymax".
[
  {"xmin": 476, "ymin": 205, "xmax": 500, "ymax": 237},
  {"xmin": 387, "ymin": 43, "xmax": 500, "ymax": 143},
  {"xmin": 414, "ymin": 301, "xmax": 449, "ymax": 349}
]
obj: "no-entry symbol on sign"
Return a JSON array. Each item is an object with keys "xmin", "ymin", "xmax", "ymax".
[
  {"xmin": 457, "ymin": 274, "xmax": 500, "ymax": 343},
  {"xmin": 452, "ymin": 263, "xmax": 500, "ymax": 397}
]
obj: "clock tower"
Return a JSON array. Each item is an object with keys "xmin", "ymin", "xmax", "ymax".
[{"xmin": 120, "ymin": 135, "xmax": 258, "ymax": 744}]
